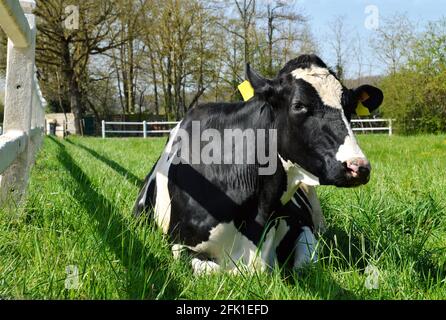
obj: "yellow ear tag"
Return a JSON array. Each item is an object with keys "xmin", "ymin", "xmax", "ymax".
[
  {"xmin": 238, "ymin": 80, "xmax": 254, "ymax": 101},
  {"xmin": 355, "ymin": 102, "xmax": 370, "ymax": 116}
]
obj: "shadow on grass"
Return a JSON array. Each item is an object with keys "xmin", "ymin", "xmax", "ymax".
[
  {"xmin": 50, "ymin": 137, "xmax": 391, "ymax": 299},
  {"xmin": 65, "ymin": 138, "xmax": 144, "ymax": 187},
  {"xmin": 321, "ymin": 226, "xmax": 370, "ymax": 271},
  {"xmin": 50, "ymin": 137, "xmax": 179, "ymax": 299},
  {"xmin": 285, "ymin": 266, "xmax": 359, "ymax": 300},
  {"xmin": 280, "ymin": 226, "xmax": 366, "ymax": 300}
]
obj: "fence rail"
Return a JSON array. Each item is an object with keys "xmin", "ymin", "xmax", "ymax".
[
  {"xmin": 0, "ymin": 0, "xmax": 46, "ymax": 208},
  {"xmin": 351, "ymin": 118, "xmax": 393, "ymax": 136},
  {"xmin": 101, "ymin": 118, "xmax": 393, "ymax": 138},
  {"xmin": 101, "ymin": 120, "xmax": 180, "ymax": 138}
]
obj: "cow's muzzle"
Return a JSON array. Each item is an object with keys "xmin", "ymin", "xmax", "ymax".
[{"xmin": 343, "ymin": 158, "xmax": 371, "ymax": 186}]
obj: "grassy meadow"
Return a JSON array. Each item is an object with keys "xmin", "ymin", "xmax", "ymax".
[{"xmin": 0, "ymin": 134, "xmax": 445, "ymax": 299}]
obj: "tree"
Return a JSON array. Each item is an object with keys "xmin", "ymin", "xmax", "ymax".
[
  {"xmin": 296, "ymin": 23, "xmax": 319, "ymax": 56},
  {"xmin": 31, "ymin": 0, "xmax": 322, "ymax": 125},
  {"xmin": 370, "ymin": 14, "xmax": 414, "ymax": 75},
  {"xmin": 216, "ymin": 0, "xmax": 256, "ymax": 71},
  {"xmin": 327, "ymin": 15, "xmax": 350, "ymax": 80},
  {"xmin": 113, "ymin": 0, "xmax": 151, "ymax": 116},
  {"xmin": 0, "ymin": 29, "xmax": 6, "ymax": 76},
  {"xmin": 259, "ymin": 0, "xmax": 306, "ymax": 77},
  {"xmin": 351, "ymin": 33, "xmax": 364, "ymax": 86},
  {"xmin": 1, "ymin": 29, "xmax": 6, "ymax": 121},
  {"xmin": 379, "ymin": 18, "xmax": 446, "ymax": 134},
  {"xmin": 35, "ymin": 0, "xmax": 121, "ymax": 134}
]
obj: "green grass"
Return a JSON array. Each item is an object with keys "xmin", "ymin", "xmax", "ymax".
[{"xmin": 1, "ymin": 134, "xmax": 446, "ymax": 299}]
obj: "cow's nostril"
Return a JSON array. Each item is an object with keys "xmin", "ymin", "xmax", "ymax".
[
  {"xmin": 345, "ymin": 158, "xmax": 371, "ymax": 180},
  {"xmin": 358, "ymin": 165, "xmax": 370, "ymax": 175}
]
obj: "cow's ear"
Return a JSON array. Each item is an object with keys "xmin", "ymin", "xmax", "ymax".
[
  {"xmin": 246, "ymin": 63, "xmax": 273, "ymax": 96},
  {"xmin": 354, "ymin": 85, "xmax": 384, "ymax": 114}
]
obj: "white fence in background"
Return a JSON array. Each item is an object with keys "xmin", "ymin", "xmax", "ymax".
[
  {"xmin": 101, "ymin": 118, "xmax": 393, "ymax": 138},
  {"xmin": 351, "ymin": 118, "xmax": 393, "ymax": 136},
  {"xmin": 0, "ymin": 0, "xmax": 46, "ymax": 208},
  {"xmin": 101, "ymin": 121, "xmax": 180, "ymax": 138}
]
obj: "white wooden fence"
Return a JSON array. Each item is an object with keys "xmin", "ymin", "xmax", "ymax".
[
  {"xmin": 0, "ymin": 0, "xmax": 46, "ymax": 208},
  {"xmin": 101, "ymin": 121, "xmax": 180, "ymax": 138},
  {"xmin": 101, "ymin": 119, "xmax": 393, "ymax": 138},
  {"xmin": 351, "ymin": 118, "xmax": 393, "ymax": 136}
]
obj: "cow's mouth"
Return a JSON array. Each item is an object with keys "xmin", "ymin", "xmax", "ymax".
[{"xmin": 344, "ymin": 161, "xmax": 360, "ymax": 178}]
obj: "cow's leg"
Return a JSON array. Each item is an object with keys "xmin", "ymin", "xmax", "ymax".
[
  {"xmin": 294, "ymin": 226, "xmax": 318, "ymax": 268},
  {"xmin": 191, "ymin": 258, "xmax": 221, "ymax": 276},
  {"xmin": 171, "ymin": 244, "xmax": 185, "ymax": 260},
  {"xmin": 171, "ymin": 244, "xmax": 221, "ymax": 276}
]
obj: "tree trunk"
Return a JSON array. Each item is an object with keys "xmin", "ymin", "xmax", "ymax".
[
  {"xmin": 166, "ymin": 55, "xmax": 173, "ymax": 118},
  {"xmin": 112, "ymin": 49, "xmax": 126, "ymax": 119},
  {"xmin": 267, "ymin": 9, "xmax": 274, "ymax": 77},
  {"xmin": 149, "ymin": 49, "xmax": 159, "ymax": 115},
  {"xmin": 69, "ymin": 75, "xmax": 82, "ymax": 135},
  {"xmin": 62, "ymin": 40, "xmax": 82, "ymax": 134},
  {"xmin": 127, "ymin": 35, "xmax": 135, "ymax": 113}
]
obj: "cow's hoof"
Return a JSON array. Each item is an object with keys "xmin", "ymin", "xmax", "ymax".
[
  {"xmin": 191, "ymin": 258, "xmax": 221, "ymax": 276},
  {"xmin": 172, "ymin": 244, "xmax": 185, "ymax": 260}
]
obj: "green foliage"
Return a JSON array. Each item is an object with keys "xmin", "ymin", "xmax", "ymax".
[
  {"xmin": 1, "ymin": 135, "xmax": 446, "ymax": 299},
  {"xmin": 46, "ymin": 99, "xmax": 71, "ymax": 114},
  {"xmin": 379, "ymin": 19, "xmax": 446, "ymax": 134}
]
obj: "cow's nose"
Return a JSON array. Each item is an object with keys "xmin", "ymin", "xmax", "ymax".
[{"xmin": 345, "ymin": 158, "xmax": 371, "ymax": 184}]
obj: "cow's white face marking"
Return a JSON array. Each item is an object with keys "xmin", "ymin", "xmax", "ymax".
[
  {"xmin": 292, "ymin": 65, "xmax": 367, "ymax": 164},
  {"xmin": 336, "ymin": 134, "xmax": 366, "ymax": 163},
  {"xmin": 291, "ymin": 66, "xmax": 343, "ymax": 109},
  {"xmin": 336, "ymin": 113, "xmax": 366, "ymax": 162}
]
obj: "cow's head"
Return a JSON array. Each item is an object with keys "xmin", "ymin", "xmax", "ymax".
[{"xmin": 247, "ymin": 54, "xmax": 383, "ymax": 187}]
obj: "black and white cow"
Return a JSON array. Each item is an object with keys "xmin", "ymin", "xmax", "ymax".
[{"xmin": 134, "ymin": 54, "xmax": 383, "ymax": 275}]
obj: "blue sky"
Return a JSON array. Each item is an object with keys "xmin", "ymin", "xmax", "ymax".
[{"xmin": 298, "ymin": 0, "xmax": 446, "ymax": 76}]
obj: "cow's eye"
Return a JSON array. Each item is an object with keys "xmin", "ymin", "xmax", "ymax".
[{"xmin": 291, "ymin": 102, "xmax": 308, "ymax": 115}]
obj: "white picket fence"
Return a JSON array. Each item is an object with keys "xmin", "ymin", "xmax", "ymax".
[
  {"xmin": 0, "ymin": 0, "xmax": 46, "ymax": 208},
  {"xmin": 101, "ymin": 119, "xmax": 393, "ymax": 138}
]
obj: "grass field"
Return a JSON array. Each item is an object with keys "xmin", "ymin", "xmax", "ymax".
[{"xmin": 0, "ymin": 134, "xmax": 445, "ymax": 299}]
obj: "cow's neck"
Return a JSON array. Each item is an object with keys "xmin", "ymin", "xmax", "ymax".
[
  {"xmin": 241, "ymin": 99, "xmax": 321, "ymax": 206},
  {"xmin": 241, "ymin": 98, "xmax": 277, "ymax": 130}
]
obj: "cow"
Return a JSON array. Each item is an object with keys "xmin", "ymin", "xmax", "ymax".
[{"xmin": 133, "ymin": 54, "xmax": 383, "ymax": 275}]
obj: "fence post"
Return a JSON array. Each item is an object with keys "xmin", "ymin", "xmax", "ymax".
[
  {"xmin": 389, "ymin": 119, "xmax": 393, "ymax": 136},
  {"xmin": 0, "ymin": 0, "xmax": 36, "ymax": 207},
  {"xmin": 143, "ymin": 121, "xmax": 147, "ymax": 138},
  {"xmin": 102, "ymin": 120, "xmax": 106, "ymax": 139}
]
